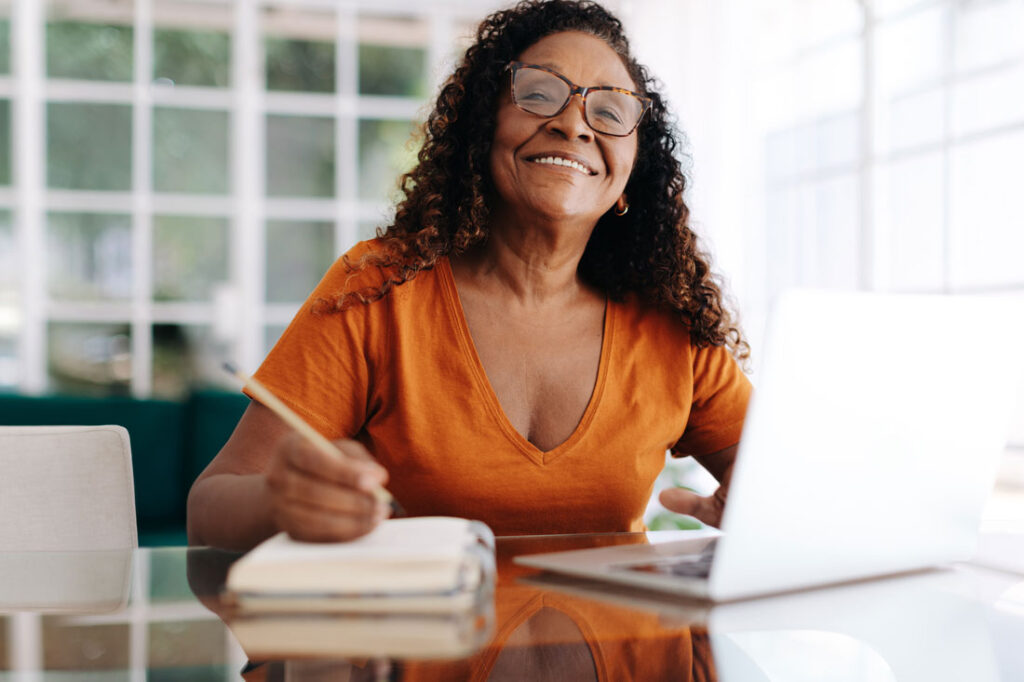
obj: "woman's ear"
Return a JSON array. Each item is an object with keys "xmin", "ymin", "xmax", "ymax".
[{"xmin": 614, "ymin": 194, "xmax": 629, "ymax": 217}]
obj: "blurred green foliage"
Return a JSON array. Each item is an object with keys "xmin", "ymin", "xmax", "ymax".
[
  {"xmin": 47, "ymin": 212, "xmax": 133, "ymax": 301},
  {"xmin": 265, "ymin": 220, "xmax": 335, "ymax": 303},
  {"xmin": 153, "ymin": 29, "xmax": 231, "ymax": 87},
  {"xmin": 0, "ymin": 100, "xmax": 9, "ymax": 186},
  {"xmin": 152, "ymin": 107, "xmax": 230, "ymax": 194},
  {"xmin": 358, "ymin": 44, "xmax": 426, "ymax": 97},
  {"xmin": 47, "ymin": 102, "xmax": 132, "ymax": 190},
  {"xmin": 0, "ymin": 20, "xmax": 10, "ymax": 74},
  {"xmin": 46, "ymin": 21, "xmax": 133, "ymax": 81},
  {"xmin": 152, "ymin": 215, "xmax": 229, "ymax": 302},
  {"xmin": 265, "ymin": 114, "xmax": 335, "ymax": 197},
  {"xmin": 265, "ymin": 37, "xmax": 335, "ymax": 93},
  {"xmin": 358, "ymin": 118, "xmax": 419, "ymax": 201},
  {"xmin": 647, "ymin": 512, "xmax": 704, "ymax": 531}
]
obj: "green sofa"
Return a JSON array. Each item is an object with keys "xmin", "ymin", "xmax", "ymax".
[{"xmin": 0, "ymin": 390, "xmax": 249, "ymax": 546}]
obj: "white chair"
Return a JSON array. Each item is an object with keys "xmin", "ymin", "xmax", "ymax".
[{"xmin": 0, "ymin": 425, "xmax": 138, "ymax": 551}]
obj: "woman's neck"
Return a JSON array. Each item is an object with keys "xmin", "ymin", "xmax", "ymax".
[{"xmin": 452, "ymin": 215, "xmax": 594, "ymax": 309}]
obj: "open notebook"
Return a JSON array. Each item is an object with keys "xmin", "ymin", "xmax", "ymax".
[{"xmin": 226, "ymin": 516, "xmax": 495, "ymax": 613}]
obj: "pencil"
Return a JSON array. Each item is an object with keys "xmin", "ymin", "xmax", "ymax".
[{"xmin": 223, "ymin": 362, "xmax": 394, "ymax": 508}]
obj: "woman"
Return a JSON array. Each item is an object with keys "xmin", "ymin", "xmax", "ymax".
[{"xmin": 188, "ymin": 0, "xmax": 751, "ymax": 550}]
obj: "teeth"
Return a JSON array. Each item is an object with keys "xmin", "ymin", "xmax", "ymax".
[{"xmin": 533, "ymin": 156, "xmax": 591, "ymax": 175}]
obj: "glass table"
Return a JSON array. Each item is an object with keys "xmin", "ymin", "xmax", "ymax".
[{"xmin": 1, "ymin": 531, "xmax": 1022, "ymax": 681}]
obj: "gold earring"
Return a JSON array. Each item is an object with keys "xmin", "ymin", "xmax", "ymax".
[{"xmin": 614, "ymin": 199, "xmax": 629, "ymax": 216}]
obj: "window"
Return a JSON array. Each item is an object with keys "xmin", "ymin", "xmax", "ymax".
[{"xmin": 4, "ymin": 0, "xmax": 495, "ymax": 398}]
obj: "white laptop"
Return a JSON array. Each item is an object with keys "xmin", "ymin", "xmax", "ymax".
[{"xmin": 516, "ymin": 290, "xmax": 1024, "ymax": 601}]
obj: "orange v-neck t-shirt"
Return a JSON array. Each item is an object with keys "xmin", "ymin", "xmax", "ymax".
[{"xmin": 249, "ymin": 240, "xmax": 752, "ymax": 535}]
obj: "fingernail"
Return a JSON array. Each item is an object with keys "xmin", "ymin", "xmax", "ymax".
[
  {"xmin": 357, "ymin": 473, "xmax": 378, "ymax": 491},
  {"xmin": 374, "ymin": 502, "xmax": 391, "ymax": 520}
]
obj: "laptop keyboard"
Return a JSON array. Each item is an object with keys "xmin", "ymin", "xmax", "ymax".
[{"xmin": 616, "ymin": 538, "xmax": 718, "ymax": 578}]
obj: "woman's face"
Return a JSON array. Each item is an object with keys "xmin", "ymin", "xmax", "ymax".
[{"xmin": 489, "ymin": 31, "xmax": 640, "ymax": 231}]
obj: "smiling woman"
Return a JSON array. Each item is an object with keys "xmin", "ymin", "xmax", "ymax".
[{"xmin": 188, "ymin": 0, "xmax": 752, "ymax": 552}]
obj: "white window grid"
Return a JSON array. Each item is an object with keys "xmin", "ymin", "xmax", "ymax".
[
  {"xmin": 760, "ymin": 0, "xmax": 1024, "ymax": 300},
  {"xmin": 4, "ymin": 0, "xmax": 500, "ymax": 397},
  {"xmin": 755, "ymin": 0, "xmax": 1024, "ymax": 453}
]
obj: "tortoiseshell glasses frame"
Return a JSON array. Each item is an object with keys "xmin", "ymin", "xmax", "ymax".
[{"xmin": 506, "ymin": 61, "xmax": 652, "ymax": 137}]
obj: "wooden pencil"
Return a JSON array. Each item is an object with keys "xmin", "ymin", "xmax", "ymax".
[{"xmin": 223, "ymin": 362, "xmax": 394, "ymax": 507}]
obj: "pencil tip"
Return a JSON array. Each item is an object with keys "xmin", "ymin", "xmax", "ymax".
[{"xmin": 222, "ymin": 361, "xmax": 238, "ymax": 375}]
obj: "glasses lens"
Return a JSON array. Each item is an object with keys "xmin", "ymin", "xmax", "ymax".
[
  {"xmin": 585, "ymin": 90, "xmax": 644, "ymax": 136},
  {"xmin": 513, "ymin": 67, "xmax": 570, "ymax": 117}
]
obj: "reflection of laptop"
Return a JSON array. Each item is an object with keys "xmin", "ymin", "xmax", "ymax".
[
  {"xmin": 523, "ymin": 563, "xmax": 1021, "ymax": 681},
  {"xmin": 517, "ymin": 290, "xmax": 1024, "ymax": 601}
]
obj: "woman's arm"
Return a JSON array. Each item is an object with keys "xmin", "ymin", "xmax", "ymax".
[
  {"xmin": 658, "ymin": 443, "xmax": 738, "ymax": 529},
  {"xmin": 186, "ymin": 401, "xmax": 390, "ymax": 550}
]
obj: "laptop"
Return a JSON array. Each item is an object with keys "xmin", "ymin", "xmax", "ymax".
[{"xmin": 516, "ymin": 290, "xmax": 1024, "ymax": 601}]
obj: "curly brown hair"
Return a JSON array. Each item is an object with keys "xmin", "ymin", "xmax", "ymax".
[{"xmin": 324, "ymin": 0, "xmax": 749, "ymax": 361}]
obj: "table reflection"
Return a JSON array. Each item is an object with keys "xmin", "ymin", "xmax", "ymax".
[{"xmin": 0, "ymin": 533, "xmax": 1021, "ymax": 681}]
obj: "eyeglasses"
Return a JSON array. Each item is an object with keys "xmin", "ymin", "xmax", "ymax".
[{"xmin": 507, "ymin": 61, "xmax": 651, "ymax": 137}]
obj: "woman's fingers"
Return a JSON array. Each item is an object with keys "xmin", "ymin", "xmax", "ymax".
[
  {"xmin": 277, "ymin": 433, "xmax": 388, "ymax": 491},
  {"xmin": 272, "ymin": 498, "xmax": 384, "ymax": 543},
  {"xmin": 265, "ymin": 434, "xmax": 391, "ymax": 542},
  {"xmin": 658, "ymin": 486, "xmax": 725, "ymax": 528}
]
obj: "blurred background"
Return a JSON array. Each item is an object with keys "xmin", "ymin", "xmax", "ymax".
[{"xmin": 0, "ymin": 0, "xmax": 1021, "ymax": 521}]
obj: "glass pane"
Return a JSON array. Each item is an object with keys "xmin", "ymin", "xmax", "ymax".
[
  {"xmin": 811, "ymin": 174, "xmax": 860, "ymax": 289},
  {"xmin": 47, "ymin": 102, "xmax": 132, "ymax": 191},
  {"xmin": 153, "ymin": 28, "xmax": 231, "ymax": 87},
  {"xmin": 357, "ymin": 118, "xmax": 418, "ymax": 201},
  {"xmin": 152, "ymin": 324, "xmax": 230, "ymax": 399},
  {"xmin": 358, "ymin": 44, "xmax": 427, "ymax": 97},
  {"xmin": 873, "ymin": 5, "xmax": 945, "ymax": 96},
  {"xmin": 48, "ymin": 212, "xmax": 132, "ymax": 302},
  {"xmin": 153, "ymin": 215, "xmax": 229, "ymax": 302},
  {"xmin": 265, "ymin": 220, "xmax": 335, "ymax": 303},
  {"xmin": 46, "ymin": 21, "xmax": 133, "ymax": 82},
  {"xmin": 48, "ymin": 322, "xmax": 132, "ymax": 396},
  {"xmin": 952, "ymin": 62, "xmax": 1024, "ymax": 138},
  {"xmin": 43, "ymin": 620, "xmax": 130, "ymax": 671},
  {"xmin": 148, "ymin": 620, "xmax": 227, "ymax": 671},
  {"xmin": 0, "ymin": 210, "xmax": 14, "ymax": 389},
  {"xmin": 0, "ymin": 335, "xmax": 14, "ymax": 388},
  {"xmin": 872, "ymin": 153, "xmax": 945, "ymax": 292},
  {"xmin": 358, "ymin": 220, "xmax": 382, "ymax": 242},
  {"xmin": 152, "ymin": 107, "xmax": 230, "ymax": 194},
  {"xmin": 882, "ymin": 86, "xmax": 945, "ymax": 154},
  {"xmin": 264, "ymin": 324, "xmax": 286, "ymax": 357},
  {"xmin": 949, "ymin": 130, "xmax": 1024, "ymax": 290},
  {"xmin": 0, "ymin": 18, "xmax": 9, "ymax": 74},
  {"xmin": 265, "ymin": 115, "xmax": 335, "ymax": 197},
  {"xmin": 0, "ymin": 99, "xmax": 9, "ymax": 185},
  {"xmin": 265, "ymin": 37, "xmax": 335, "ymax": 93},
  {"xmin": 0, "ymin": 208, "xmax": 13, "ymax": 296},
  {"xmin": 955, "ymin": 0, "xmax": 1024, "ymax": 74},
  {"xmin": 816, "ymin": 110, "xmax": 859, "ymax": 171},
  {"xmin": 148, "ymin": 549, "xmax": 192, "ymax": 602}
]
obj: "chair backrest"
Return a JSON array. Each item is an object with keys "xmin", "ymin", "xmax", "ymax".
[{"xmin": 0, "ymin": 425, "xmax": 138, "ymax": 550}]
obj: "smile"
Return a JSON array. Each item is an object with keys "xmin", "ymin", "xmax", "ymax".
[{"xmin": 527, "ymin": 155, "xmax": 596, "ymax": 176}]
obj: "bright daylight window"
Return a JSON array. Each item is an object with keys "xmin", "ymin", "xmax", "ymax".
[{"xmin": 0, "ymin": 0, "xmax": 486, "ymax": 399}]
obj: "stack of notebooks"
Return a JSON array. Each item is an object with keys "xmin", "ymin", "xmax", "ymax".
[{"xmin": 225, "ymin": 517, "xmax": 496, "ymax": 660}]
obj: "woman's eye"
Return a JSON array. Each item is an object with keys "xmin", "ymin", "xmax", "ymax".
[
  {"xmin": 522, "ymin": 89, "xmax": 553, "ymax": 101},
  {"xmin": 595, "ymin": 107, "xmax": 624, "ymax": 124}
]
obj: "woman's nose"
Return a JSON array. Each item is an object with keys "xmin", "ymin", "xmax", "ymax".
[{"xmin": 546, "ymin": 93, "xmax": 593, "ymax": 141}]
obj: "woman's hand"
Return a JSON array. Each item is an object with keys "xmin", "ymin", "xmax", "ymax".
[
  {"xmin": 265, "ymin": 433, "xmax": 391, "ymax": 543},
  {"xmin": 657, "ymin": 444, "xmax": 738, "ymax": 529}
]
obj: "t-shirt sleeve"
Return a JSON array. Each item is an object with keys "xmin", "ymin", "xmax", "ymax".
[
  {"xmin": 245, "ymin": 242, "xmax": 388, "ymax": 440},
  {"xmin": 671, "ymin": 343, "xmax": 752, "ymax": 457}
]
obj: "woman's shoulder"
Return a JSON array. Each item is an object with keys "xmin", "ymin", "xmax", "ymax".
[
  {"xmin": 614, "ymin": 291, "xmax": 695, "ymax": 349},
  {"xmin": 311, "ymin": 238, "xmax": 446, "ymax": 309},
  {"xmin": 316, "ymin": 238, "xmax": 403, "ymax": 294}
]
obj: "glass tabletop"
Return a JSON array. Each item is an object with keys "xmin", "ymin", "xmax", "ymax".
[{"xmin": 1, "ymin": 531, "xmax": 1023, "ymax": 681}]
